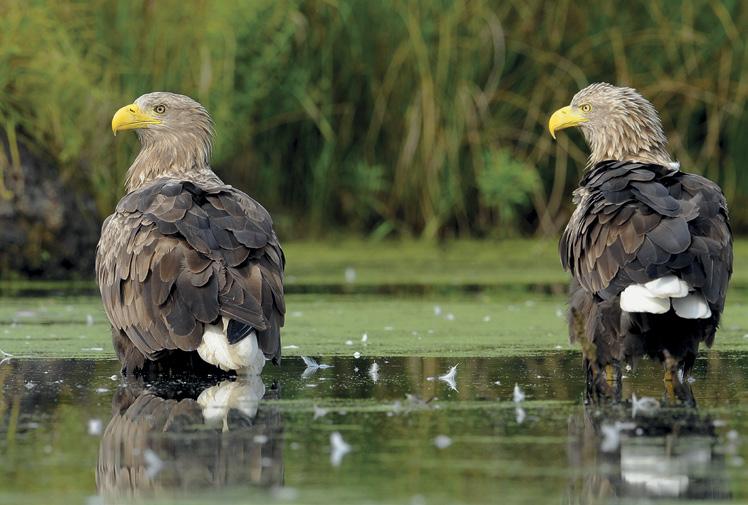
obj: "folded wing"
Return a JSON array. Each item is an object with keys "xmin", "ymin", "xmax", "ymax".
[
  {"xmin": 559, "ymin": 161, "xmax": 731, "ymax": 313},
  {"xmin": 96, "ymin": 180, "xmax": 285, "ymax": 363}
]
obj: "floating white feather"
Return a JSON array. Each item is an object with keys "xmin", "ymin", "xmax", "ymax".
[
  {"xmin": 369, "ymin": 362, "xmax": 380, "ymax": 383},
  {"xmin": 301, "ymin": 356, "xmax": 333, "ymax": 369},
  {"xmin": 631, "ymin": 393, "xmax": 660, "ymax": 417},
  {"xmin": 330, "ymin": 432, "xmax": 351, "ymax": 466},
  {"xmin": 313, "ymin": 405, "xmax": 328, "ymax": 420},
  {"xmin": 439, "ymin": 365, "xmax": 458, "ymax": 391},
  {"xmin": 434, "ymin": 435, "xmax": 452, "ymax": 449},
  {"xmin": 301, "ymin": 356, "xmax": 333, "ymax": 378}
]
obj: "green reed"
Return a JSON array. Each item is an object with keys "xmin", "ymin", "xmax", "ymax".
[{"xmin": 0, "ymin": 0, "xmax": 746, "ymax": 239}]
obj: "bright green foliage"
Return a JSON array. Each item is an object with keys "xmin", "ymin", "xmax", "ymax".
[{"xmin": 477, "ymin": 150, "xmax": 540, "ymax": 235}]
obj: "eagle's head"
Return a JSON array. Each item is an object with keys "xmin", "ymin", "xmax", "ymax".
[
  {"xmin": 549, "ymin": 83, "xmax": 673, "ymax": 167},
  {"xmin": 112, "ymin": 92, "xmax": 213, "ymax": 155},
  {"xmin": 111, "ymin": 92, "xmax": 215, "ymax": 190}
]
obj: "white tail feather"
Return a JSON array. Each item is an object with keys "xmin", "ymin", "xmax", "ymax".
[
  {"xmin": 197, "ymin": 318, "xmax": 265, "ymax": 373},
  {"xmin": 643, "ymin": 275, "xmax": 689, "ymax": 298},
  {"xmin": 620, "ymin": 285, "xmax": 670, "ymax": 314},
  {"xmin": 619, "ymin": 276, "xmax": 711, "ymax": 319},
  {"xmin": 672, "ymin": 293, "xmax": 712, "ymax": 319}
]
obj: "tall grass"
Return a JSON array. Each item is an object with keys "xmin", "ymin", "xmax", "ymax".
[{"xmin": 1, "ymin": 0, "xmax": 747, "ymax": 239}]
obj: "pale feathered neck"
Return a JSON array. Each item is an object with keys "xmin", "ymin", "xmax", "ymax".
[
  {"xmin": 125, "ymin": 127, "xmax": 219, "ymax": 192},
  {"xmin": 584, "ymin": 118, "xmax": 674, "ymax": 168}
]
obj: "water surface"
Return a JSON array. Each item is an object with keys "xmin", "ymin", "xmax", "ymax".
[
  {"xmin": 3, "ymin": 285, "xmax": 748, "ymax": 504},
  {"xmin": 2, "ymin": 354, "xmax": 748, "ymax": 504}
]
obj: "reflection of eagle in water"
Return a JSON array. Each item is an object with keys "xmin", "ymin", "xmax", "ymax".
[
  {"xmin": 96, "ymin": 377, "xmax": 282, "ymax": 500},
  {"xmin": 96, "ymin": 93, "xmax": 285, "ymax": 375},
  {"xmin": 567, "ymin": 406, "xmax": 730, "ymax": 500},
  {"xmin": 549, "ymin": 84, "xmax": 732, "ymax": 402}
]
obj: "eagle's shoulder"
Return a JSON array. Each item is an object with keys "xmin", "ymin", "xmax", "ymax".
[{"xmin": 112, "ymin": 177, "xmax": 281, "ymax": 254}]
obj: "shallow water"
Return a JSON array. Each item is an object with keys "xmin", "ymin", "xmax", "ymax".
[
  {"xmin": 3, "ymin": 286, "xmax": 748, "ymax": 504},
  {"xmin": 2, "ymin": 354, "xmax": 748, "ymax": 504}
]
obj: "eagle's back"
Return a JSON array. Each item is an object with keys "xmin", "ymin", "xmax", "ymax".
[
  {"xmin": 96, "ymin": 178, "xmax": 285, "ymax": 372},
  {"xmin": 560, "ymin": 160, "xmax": 732, "ymax": 312}
]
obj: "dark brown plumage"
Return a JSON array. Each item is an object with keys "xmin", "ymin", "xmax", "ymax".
[
  {"xmin": 551, "ymin": 84, "xmax": 732, "ymax": 402},
  {"xmin": 97, "ymin": 92, "xmax": 284, "ymax": 374}
]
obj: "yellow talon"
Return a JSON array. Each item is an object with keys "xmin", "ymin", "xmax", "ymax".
[{"xmin": 605, "ymin": 364, "xmax": 615, "ymax": 383}]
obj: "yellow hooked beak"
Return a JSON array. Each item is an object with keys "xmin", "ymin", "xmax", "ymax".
[
  {"xmin": 111, "ymin": 103, "xmax": 161, "ymax": 135},
  {"xmin": 548, "ymin": 105, "xmax": 588, "ymax": 139}
]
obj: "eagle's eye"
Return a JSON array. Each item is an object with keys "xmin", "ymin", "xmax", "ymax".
[
  {"xmin": 154, "ymin": 105, "xmax": 166, "ymax": 114},
  {"xmin": 580, "ymin": 104, "xmax": 592, "ymax": 113}
]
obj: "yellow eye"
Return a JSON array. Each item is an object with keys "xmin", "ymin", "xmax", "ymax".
[
  {"xmin": 581, "ymin": 104, "xmax": 592, "ymax": 113},
  {"xmin": 154, "ymin": 105, "xmax": 166, "ymax": 114}
]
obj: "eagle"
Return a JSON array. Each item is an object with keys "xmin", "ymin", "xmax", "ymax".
[
  {"xmin": 96, "ymin": 92, "xmax": 285, "ymax": 375},
  {"xmin": 549, "ymin": 83, "xmax": 732, "ymax": 403}
]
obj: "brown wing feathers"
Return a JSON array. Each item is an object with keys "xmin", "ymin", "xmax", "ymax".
[
  {"xmin": 96, "ymin": 180, "xmax": 285, "ymax": 365},
  {"xmin": 560, "ymin": 160, "xmax": 732, "ymax": 312}
]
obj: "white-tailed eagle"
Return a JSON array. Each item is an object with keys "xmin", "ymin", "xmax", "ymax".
[
  {"xmin": 550, "ymin": 83, "xmax": 732, "ymax": 402},
  {"xmin": 96, "ymin": 92, "xmax": 285, "ymax": 375}
]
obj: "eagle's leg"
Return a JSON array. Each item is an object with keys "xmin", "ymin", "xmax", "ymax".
[
  {"xmin": 584, "ymin": 357, "xmax": 595, "ymax": 404},
  {"xmin": 111, "ymin": 327, "xmax": 146, "ymax": 375},
  {"xmin": 663, "ymin": 368, "xmax": 676, "ymax": 400},
  {"xmin": 662, "ymin": 351, "xmax": 696, "ymax": 407},
  {"xmin": 673, "ymin": 375, "xmax": 696, "ymax": 407},
  {"xmin": 605, "ymin": 362, "xmax": 623, "ymax": 402},
  {"xmin": 584, "ymin": 357, "xmax": 616, "ymax": 403},
  {"xmin": 662, "ymin": 351, "xmax": 678, "ymax": 402},
  {"xmin": 573, "ymin": 286, "xmax": 621, "ymax": 403},
  {"xmin": 675, "ymin": 352, "xmax": 697, "ymax": 407},
  {"xmin": 663, "ymin": 369, "xmax": 695, "ymax": 406}
]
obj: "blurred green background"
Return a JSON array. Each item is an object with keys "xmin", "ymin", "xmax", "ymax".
[{"xmin": 0, "ymin": 0, "xmax": 746, "ymax": 278}]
